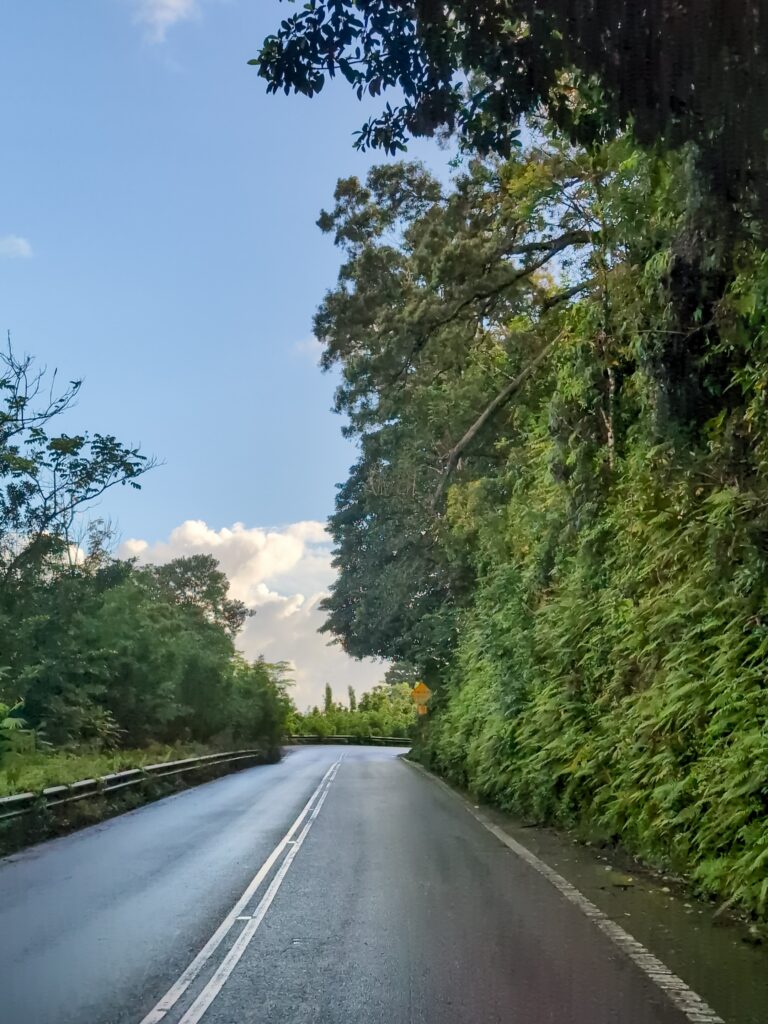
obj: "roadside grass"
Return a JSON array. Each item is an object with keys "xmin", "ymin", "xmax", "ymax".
[
  {"xmin": 0, "ymin": 743, "xmax": 274, "ymax": 856},
  {"xmin": 0, "ymin": 742, "xmax": 214, "ymax": 797}
]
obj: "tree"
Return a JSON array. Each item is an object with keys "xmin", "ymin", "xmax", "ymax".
[
  {"xmin": 0, "ymin": 343, "xmax": 157, "ymax": 747},
  {"xmin": 323, "ymin": 683, "xmax": 334, "ymax": 715},
  {"xmin": 305, "ymin": 122, "xmax": 768, "ymax": 921},
  {"xmin": 356, "ymin": 683, "xmax": 415, "ymax": 735},
  {"xmin": 150, "ymin": 554, "xmax": 251, "ymax": 637},
  {"xmin": 295, "ymin": 681, "xmax": 416, "ymax": 738},
  {"xmin": 255, "ymin": 1, "xmax": 767, "ymax": 224},
  {"xmin": 227, "ymin": 657, "xmax": 293, "ymax": 753},
  {"xmin": 317, "ymin": 148, "xmax": 606, "ymax": 671},
  {"xmin": 0, "ymin": 697, "xmax": 29, "ymax": 775},
  {"xmin": 0, "ymin": 344, "xmax": 293, "ymax": 757},
  {"xmin": 384, "ymin": 662, "xmax": 419, "ymax": 686},
  {"xmin": 0, "ymin": 342, "xmax": 152, "ymax": 581}
]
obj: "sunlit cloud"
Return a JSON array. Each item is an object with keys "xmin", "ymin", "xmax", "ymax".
[{"xmin": 119, "ymin": 519, "xmax": 384, "ymax": 708}]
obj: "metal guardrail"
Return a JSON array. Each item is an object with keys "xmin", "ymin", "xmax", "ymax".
[
  {"xmin": 288, "ymin": 735, "xmax": 411, "ymax": 747},
  {"xmin": 0, "ymin": 749, "xmax": 265, "ymax": 822},
  {"xmin": 0, "ymin": 738, "xmax": 412, "ymax": 823}
]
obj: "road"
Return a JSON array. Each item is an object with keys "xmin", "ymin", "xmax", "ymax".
[{"xmin": 0, "ymin": 745, "xmax": 711, "ymax": 1024}]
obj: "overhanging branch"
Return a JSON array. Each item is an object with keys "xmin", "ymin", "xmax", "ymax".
[
  {"xmin": 431, "ymin": 331, "xmax": 564, "ymax": 510},
  {"xmin": 393, "ymin": 232, "xmax": 593, "ymax": 384},
  {"xmin": 540, "ymin": 277, "xmax": 595, "ymax": 312},
  {"xmin": 430, "ymin": 232, "xmax": 592, "ymax": 333}
]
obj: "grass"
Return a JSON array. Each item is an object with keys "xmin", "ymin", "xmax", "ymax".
[{"xmin": 0, "ymin": 742, "xmax": 215, "ymax": 797}]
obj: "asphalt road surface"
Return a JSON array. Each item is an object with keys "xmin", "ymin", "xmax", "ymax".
[{"xmin": 0, "ymin": 745, "xmax": 706, "ymax": 1024}]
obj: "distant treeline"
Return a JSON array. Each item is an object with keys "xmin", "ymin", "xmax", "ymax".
[{"xmin": 293, "ymin": 676, "xmax": 417, "ymax": 739}]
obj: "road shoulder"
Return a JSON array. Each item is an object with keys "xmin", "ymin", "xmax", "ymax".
[{"xmin": 403, "ymin": 756, "xmax": 768, "ymax": 1024}]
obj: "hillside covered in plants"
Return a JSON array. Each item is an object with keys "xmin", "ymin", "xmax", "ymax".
[{"xmin": 311, "ymin": 128, "xmax": 768, "ymax": 919}]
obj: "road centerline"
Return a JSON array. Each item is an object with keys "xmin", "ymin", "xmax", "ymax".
[
  {"xmin": 175, "ymin": 758, "xmax": 342, "ymax": 1024},
  {"xmin": 138, "ymin": 756, "xmax": 342, "ymax": 1024}
]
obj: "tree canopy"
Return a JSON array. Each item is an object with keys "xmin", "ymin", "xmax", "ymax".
[
  {"xmin": 294, "ymin": 681, "xmax": 417, "ymax": 738},
  {"xmin": 255, "ymin": 1, "xmax": 768, "ymax": 222},
  {"xmin": 0, "ymin": 343, "xmax": 150, "ymax": 581}
]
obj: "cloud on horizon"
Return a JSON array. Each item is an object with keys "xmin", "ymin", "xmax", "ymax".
[
  {"xmin": 119, "ymin": 519, "xmax": 385, "ymax": 709},
  {"xmin": 0, "ymin": 235, "xmax": 32, "ymax": 259}
]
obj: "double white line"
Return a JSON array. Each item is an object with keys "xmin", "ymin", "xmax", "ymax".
[{"xmin": 140, "ymin": 756, "xmax": 343, "ymax": 1024}]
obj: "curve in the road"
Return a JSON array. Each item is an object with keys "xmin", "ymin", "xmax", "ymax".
[{"xmin": 0, "ymin": 745, "xmax": 735, "ymax": 1024}]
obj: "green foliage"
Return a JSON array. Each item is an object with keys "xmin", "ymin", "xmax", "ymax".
[
  {"xmin": 0, "ymin": 344, "xmax": 151, "ymax": 579},
  {"xmin": 256, "ymin": 1, "xmax": 767, "ymax": 225},
  {"xmin": 224, "ymin": 657, "xmax": 294, "ymax": 749},
  {"xmin": 383, "ymin": 662, "xmax": 420, "ymax": 686},
  {"xmin": 296, "ymin": 682, "xmax": 417, "ymax": 739},
  {"xmin": 0, "ymin": 742, "xmax": 210, "ymax": 797},
  {"xmin": 0, "ymin": 696, "xmax": 31, "ymax": 787},
  {"xmin": 150, "ymin": 554, "xmax": 251, "ymax": 637},
  {"xmin": 3, "ymin": 556, "xmax": 293, "ymax": 753},
  {"xmin": 318, "ymin": 146, "xmax": 600, "ymax": 672},
  {"xmin": 313, "ymin": 135, "xmax": 768, "ymax": 920},
  {"xmin": 0, "ymin": 345, "xmax": 295, "ymax": 768}
]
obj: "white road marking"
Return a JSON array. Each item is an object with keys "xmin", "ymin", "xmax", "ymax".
[
  {"xmin": 139, "ymin": 757, "xmax": 342, "ymax": 1024},
  {"xmin": 406, "ymin": 760, "xmax": 725, "ymax": 1024},
  {"xmin": 177, "ymin": 759, "xmax": 341, "ymax": 1024}
]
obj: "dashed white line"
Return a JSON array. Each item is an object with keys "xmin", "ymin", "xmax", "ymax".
[{"xmin": 139, "ymin": 757, "xmax": 342, "ymax": 1024}]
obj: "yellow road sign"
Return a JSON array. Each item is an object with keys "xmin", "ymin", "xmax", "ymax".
[
  {"xmin": 411, "ymin": 681, "xmax": 432, "ymax": 706},
  {"xmin": 417, "ymin": 705, "xmax": 428, "ymax": 716}
]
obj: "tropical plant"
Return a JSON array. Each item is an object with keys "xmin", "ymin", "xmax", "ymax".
[{"xmin": 307, "ymin": 130, "xmax": 768, "ymax": 919}]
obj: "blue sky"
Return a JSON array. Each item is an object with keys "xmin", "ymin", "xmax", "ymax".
[
  {"xmin": 0, "ymin": 0, "xmax": 450, "ymax": 704},
  {"xmin": 0, "ymin": 0, "xmax": 448, "ymax": 541}
]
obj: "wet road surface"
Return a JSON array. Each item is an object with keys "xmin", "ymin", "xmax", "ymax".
[{"xmin": 0, "ymin": 746, "xmax": 729, "ymax": 1023}]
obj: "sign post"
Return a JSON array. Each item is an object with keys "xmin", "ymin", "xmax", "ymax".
[{"xmin": 410, "ymin": 681, "xmax": 432, "ymax": 716}]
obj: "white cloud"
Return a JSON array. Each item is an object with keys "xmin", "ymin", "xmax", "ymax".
[
  {"xmin": 134, "ymin": 0, "xmax": 198, "ymax": 42},
  {"xmin": 0, "ymin": 235, "xmax": 32, "ymax": 259},
  {"xmin": 293, "ymin": 336, "xmax": 324, "ymax": 364},
  {"xmin": 118, "ymin": 519, "xmax": 385, "ymax": 709}
]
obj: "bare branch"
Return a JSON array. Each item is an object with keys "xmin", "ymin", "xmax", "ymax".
[
  {"xmin": 539, "ymin": 277, "xmax": 595, "ymax": 312},
  {"xmin": 430, "ymin": 232, "xmax": 592, "ymax": 331},
  {"xmin": 503, "ymin": 230, "xmax": 593, "ymax": 257}
]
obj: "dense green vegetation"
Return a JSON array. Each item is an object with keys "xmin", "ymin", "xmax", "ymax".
[
  {"xmin": 297, "ymin": 125, "xmax": 768, "ymax": 922},
  {"xmin": 7, "ymin": 1, "xmax": 768, "ymax": 915},
  {"xmin": 0, "ymin": 346, "xmax": 292, "ymax": 786},
  {"xmin": 293, "ymin": 679, "xmax": 417, "ymax": 739},
  {"xmin": 257, "ymin": 0, "xmax": 768, "ymax": 921}
]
